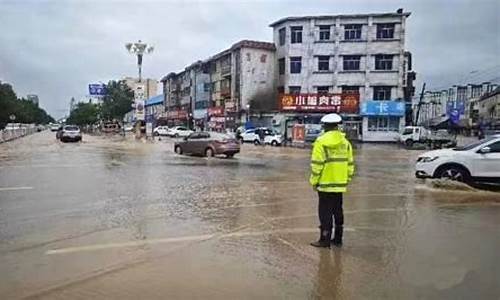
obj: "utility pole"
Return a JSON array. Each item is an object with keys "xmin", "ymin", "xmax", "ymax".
[
  {"xmin": 414, "ymin": 82, "xmax": 426, "ymax": 126},
  {"xmin": 125, "ymin": 40, "xmax": 154, "ymax": 138}
]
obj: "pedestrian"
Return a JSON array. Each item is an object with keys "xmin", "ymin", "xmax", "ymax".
[{"xmin": 309, "ymin": 113, "xmax": 354, "ymax": 248}]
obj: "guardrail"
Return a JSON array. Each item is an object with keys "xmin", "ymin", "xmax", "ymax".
[{"xmin": 0, "ymin": 127, "xmax": 39, "ymax": 143}]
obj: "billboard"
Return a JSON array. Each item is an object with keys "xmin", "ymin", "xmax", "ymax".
[
  {"xmin": 88, "ymin": 84, "xmax": 107, "ymax": 96},
  {"xmin": 135, "ymin": 100, "xmax": 145, "ymax": 121},
  {"xmin": 280, "ymin": 93, "xmax": 359, "ymax": 113},
  {"xmin": 360, "ymin": 101, "xmax": 405, "ymax": 116}
]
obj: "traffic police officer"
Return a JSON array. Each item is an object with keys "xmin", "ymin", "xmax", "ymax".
[{"xmin": 310, "ymin": 113, "xmax": 354, "ymax": 248}]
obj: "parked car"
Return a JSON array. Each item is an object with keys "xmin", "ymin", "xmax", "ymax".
[
  {"xmin": 167, "ymin": 126, "xmax": 193, "ymax": 138},
  {"xmin": 101, "ymin": 122, "xmax": 121, "ymax": 134},
  {"xmin": 240, "ymin": 127, "xmax": 283, "ymax": 146},
  {"xmin": 415, "ymin": 136, "xmax": 500, "ymax": 185},
  {"xmin": 5, "ymin": 123, "xmax": 22, "ymax": 131},
  {"xmin": 153, "ymin": 126, "xmax": 170, "ymax": 136},
  {"xmin": 60, "ymin": 125, "xmax": 82, "ymax": 142},
  {"xmin": 174, "ymin": 132, "xmax": 240, "ymax": 158},
  {"xmin": 50, "ymin": 123, "xmax": 61, "ymax": 132}
]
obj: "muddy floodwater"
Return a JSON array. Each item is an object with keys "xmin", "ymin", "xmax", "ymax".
[{"xmin": 0, "ymin": 131, "xmax": 499, "ymax": 299}]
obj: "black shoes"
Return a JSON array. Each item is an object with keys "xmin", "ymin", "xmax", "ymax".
[{"xmin": 310, "ymin": 240, "xmax": 331, "ymax": 248}]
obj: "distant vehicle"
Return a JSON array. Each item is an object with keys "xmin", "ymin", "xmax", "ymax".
[
  {"xmin": 153, "ymin": 126, "xmax": 170, "ymax": 136},
  {"xmin": 415, "ymin": 136, "xmax": 500, "ymax": 185},
  {"xmin": 60, "ymin": 125, "xmax": 82, "ymax": 142},
  {"xmin": 399, "ymin": 126, "xmax": 456, "ymax": 148},
  {"xmin": 36, "ymin": 125, "xmax": 45, "ymax": 132},
  {"xmin": 240, "ymin": 127, "xmax": 283, "ymax": 146},
  {"xmin": 124, "ymin": 124, "xmax": 134, "ymax": 132},
  {"xmin": 174, "ymin": 132, "xmax": 240, "ymax": 158},
  {"xmin": 5, "ymin": 123, "xmax": 22, "ymax": 130},
  {"xmin": 50, "ymin": 123, "xmax": 61, "ymax": 132},
  {"xmin": 101, "ymin": 123, "xmax": 120, "ymax": 134},
  {"xmin": 167, "ymin": 126, "xmax": 193, "ymax": 138}
]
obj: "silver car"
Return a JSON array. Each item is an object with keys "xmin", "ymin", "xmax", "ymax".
[{"xmin": 60, "ymin": 125, "xmax": 82, "ymax": 142}]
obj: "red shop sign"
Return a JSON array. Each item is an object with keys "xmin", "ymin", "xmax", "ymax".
[
  {"xmin": 208, "ymin": 106, "xmax": 224, "ymax": 116},
  {"xmin": 279, "ymin": 93, "xmax": 359, "ymax": 113}
]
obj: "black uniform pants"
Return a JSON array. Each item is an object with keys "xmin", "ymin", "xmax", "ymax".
[{"xmin": 318, "ymin": 192, "xmax": 344, "ymax": 240}]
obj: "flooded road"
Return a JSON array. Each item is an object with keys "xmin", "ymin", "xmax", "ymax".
[{"xmin": 1, "ymin": 131, "xmax": 499, "ymax": 299}]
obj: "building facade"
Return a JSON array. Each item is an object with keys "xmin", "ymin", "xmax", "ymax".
[
  {"xmin": 270, "ymin": 9, "xmax": 413, "ymax": 141},
  {"xmin": 161, "ymin": 40, "xmax": 276, "ymax": 131},
  {"xmin": 415, "ymin": 82, "xmax": 498, "ymax": 131}
]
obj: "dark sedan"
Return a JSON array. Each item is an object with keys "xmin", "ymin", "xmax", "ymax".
[{"xmin": 174, "ymin": 132, "xmax": 240, "ymax": 158}]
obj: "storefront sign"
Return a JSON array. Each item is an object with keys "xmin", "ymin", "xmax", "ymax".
[
  {"xmin": 360, "ymin": 101, "xmax": 405, "ymax": 116},
  {"xmin": 167, "ymin": 110, "xmax": 188, "ymax": 119},
  {"xmin": 208, "ymin": 107, "xmax": 224, "ymax": 116},
  {"xmin": 135, "ymin": 100, "xmax": 145, "ymax": 121},
  {"xmin": 280, "ymin": 93, "xmax": 359, "ymax": 113}
]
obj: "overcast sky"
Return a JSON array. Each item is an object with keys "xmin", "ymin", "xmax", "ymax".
[{"xmin": 1, "ymin": 0, "xmax": 499, "ymax": 118}]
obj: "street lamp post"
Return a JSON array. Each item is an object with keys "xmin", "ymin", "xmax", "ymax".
[{"xmin": 125, "ymin": 40, "xmax": 154, "ymax": 83}]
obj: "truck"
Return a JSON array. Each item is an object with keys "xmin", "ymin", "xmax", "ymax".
[{"xmin": 399, "ymin": 126, "xmax": 457, "ymax": 149}]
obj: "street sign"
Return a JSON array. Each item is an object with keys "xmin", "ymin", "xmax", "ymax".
[
  {"xmin": 9, "ymin": 114, "xmax": 16, "ymax": 121},
  {"xmin": 88, "ymin": 84, "xmax": 107, "ymax": 96},
  {"xmin": 360, "ymin": 101, "xmax": 405, "ymax": 116},
  {"xmin": 135, "ymin": 100, "xmax": 145, "ymax": 121}
]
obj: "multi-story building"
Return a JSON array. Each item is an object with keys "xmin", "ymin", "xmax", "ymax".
[
  {"xmin": 477, "ymin": 87, "xmax": 500, "ymax": 130},
  {"xmin": 270, "ymin": 9, "xmax": 414, "ymax": 142},
  {"xmin": 161, "ymin": 40, "xmax": 276, "ymax": 131},
  {"xmin": 415, "ymin": 82, "xmax": 498, "ymax": 131}
]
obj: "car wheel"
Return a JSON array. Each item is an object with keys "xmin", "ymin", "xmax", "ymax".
[
  {"xmin": 174, "ymin": 145, "xmax": 183, "ymax": 155},
  {"xmin": 239, "ymin": 137, "xmax": 244, "ymax": 144},
  {"xmin": 405, "ymin": 139, "xmax": 414, "ymax": 147},
  {"xmin": 154, "ymin": 132, "xmax": 159, "ymax": 136},
  {"xmin": 437, "ymin": 165, "xmax": 471, "ymax": 183},
  {"xmin": 271, "ymin": 140, "xmax": 278, "ymax": 146},
  {"xmin": 226, "ymin": 153, "xmax": 234, "ymax": 158},
  {"xmin": 205, "ymin": 148, "xmax": 214, "ymax": 157},
  {"xmin": 254, "ymin": 139, "xmax": 260, "ymax": 145},
  {"xmin": 174, "ymin": 133, "xmax": 179, "ymax": 138}
]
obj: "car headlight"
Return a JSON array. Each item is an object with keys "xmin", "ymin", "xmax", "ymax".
[{"xmin": 417, "ymin": 156, "xmax": 439, "ymax": 163}]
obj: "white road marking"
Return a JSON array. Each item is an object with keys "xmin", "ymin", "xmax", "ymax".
[
  {"xmin": 45, "ymin": 227, "xmax": 356, "ymax": 255},
  {"xmin": 0, "ymin": 186, "xmax": 33, "ymax": 191}
]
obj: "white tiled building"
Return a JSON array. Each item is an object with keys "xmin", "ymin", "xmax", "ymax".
[{"xmin": 270, "ymin": 9, "xmax": 414, "ymax": 142}]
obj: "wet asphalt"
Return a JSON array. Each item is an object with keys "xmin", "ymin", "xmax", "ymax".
[{"xmin": 0, "ymin": 131, "xmax": 499, "ymax": 299}]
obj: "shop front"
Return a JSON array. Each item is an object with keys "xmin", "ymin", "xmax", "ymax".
[
  {"xmin": 207, "ymin": 107, "xmax": 225, "ymax": 132},
  {"xmin": 360, "ymin": 100, "xmax": 405, "ymax": 142},
  {"xmin": 193, "ymin": 109, "xmax": 207, "ymax": 131},
  {"xmin": 166, "ymin": 110, "xmax": 189, "ymax": 127},
  {"xmin": 278, "ymin": 93, "xmax": 361, "ymax": 142}
]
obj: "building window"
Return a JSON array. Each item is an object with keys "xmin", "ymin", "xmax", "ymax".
[
  {"xmin": 373, "ymin": 86, "xmax": 392, "ymax": 100},
  {"xmin": 319, "ymin": 25, "xmax": 331, "ymax": 41},
  {"xmin": 317, "ymin": 86, "xmax": 329, "ymax": 95},
  {"xmin": 289, "ymin": 86, "xmax": 301, "ymax": 95},
  {"xmin": 368, "ymin": 116, "xmax": 400, "ymax": 132},
  {"xmin": 375, "ymin": 55, "xmax": 393, "ymax": 70},
  {"xmin": 343, "ymin": 55, "xmax": 361, "ymax": 71},
  {"xmin": 291, "ymin": 26, "xmax": 303, "ymax": 44},
  {"xmin": 376, "ymin": 23, "xmax": 395, "ymax": 39},
  {"xmin": 278, "ymin": 58, "xmax": 285, "ymax": 75},
  {"xmin": 318, "ymin": 56, "xmax": 330, "ymax": 71},
  {"xmin": 344, "ymin": 24, "xmax": 362, "ymax": 40},
  {"xmin": 279, "ymin": 27, "xmax": 286, "ymax": 45},
  {"xmin": 203, "ymin": 83, "xmax": 211, "ymax": 92},
  {"xmin": 260, "ymin": 54, "xmax": 267, "ymax": 63},
  {"xmin": 290, "ymin": 57, "xmax": 302, "ymax": 74},
  {"xmin": 342, "ymin": 86, "xmax": 359, "ymax": 94}
]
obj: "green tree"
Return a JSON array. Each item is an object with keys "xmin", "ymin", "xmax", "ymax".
[
  {"xmin": 101, "ymin": 80, "xmax": 134, "ymax": 121},
  {"xmin": 67, "ymin": 102, "xmax": 100, "ymax": 126},
  {"xmin": 0, "ymin": 81, "xmax": 55, "ymax": 128}
]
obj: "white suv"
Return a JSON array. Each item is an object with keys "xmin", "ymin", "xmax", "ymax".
[
  {"xmin": 415, "ymin": 136, "xmax": 500, "ymax": 184},
  {"xmin": 153, "ymin": 126, "xmax": 170, "ymax": 136},
  {"xmin": 240, "ymin": 128, "xmax": 283, "ymax": 146}
]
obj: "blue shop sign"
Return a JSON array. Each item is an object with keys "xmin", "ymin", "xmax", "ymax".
[{"xmin": 360, "ymin": 101, "xmax": 405, "ymax": 116}]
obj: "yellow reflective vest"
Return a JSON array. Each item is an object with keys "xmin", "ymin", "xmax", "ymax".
[{"xmin": 309, "ymin": 130, "xmax": 354, "ymax": 193}]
